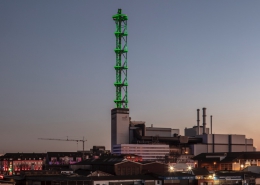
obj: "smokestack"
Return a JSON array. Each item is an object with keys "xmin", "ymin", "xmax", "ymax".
[
  {"xmin": 197, "ymin": 109, "xmax": 200, "ymax": 135},
  {"xmin": 211, "ymin": 115, "xmax": 212, "ymax": 134},
  {"xmin": 202, "ymin": 107, "xmax": 206, "ymax": 134}
]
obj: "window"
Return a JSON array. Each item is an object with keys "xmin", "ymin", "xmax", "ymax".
[{"xmin": 220, "ymin": 163, "xmax": 232, "ymax": 170}]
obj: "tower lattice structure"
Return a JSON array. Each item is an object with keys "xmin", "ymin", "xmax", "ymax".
[{"xmin": 112, "ymin": 9, "xmax": 128, "ymax": 108}]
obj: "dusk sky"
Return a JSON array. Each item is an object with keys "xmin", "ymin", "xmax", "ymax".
[{"xmin": 1, "ymin": 1, "xmax": 260, "ymax": 153}]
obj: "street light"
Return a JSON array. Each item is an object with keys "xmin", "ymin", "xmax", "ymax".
[{"xmin": 187, "ymin": 166, "xmax": 192, "ymax": 174}]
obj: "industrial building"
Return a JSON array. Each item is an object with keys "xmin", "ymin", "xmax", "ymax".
[
  {"xmin": 111, "ymin": 106, "xmax": 255, "ymax": 162},
  {"xmin": 110, "ymin": 9, "xmax": 256, "ymax": 163}
]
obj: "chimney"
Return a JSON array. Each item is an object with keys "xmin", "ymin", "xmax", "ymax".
[
  {"xmin": 197, "ymin": 109, "xmax": 200, "ymax": 135},
  {"xmin": 202, "ymin": 107, "xmax": 206, "ymax": 134},
  {"xmin": 211, "ymin": 115, "xmax": 212, "ymax": 134}
]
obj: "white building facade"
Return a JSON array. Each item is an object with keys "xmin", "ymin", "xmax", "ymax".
[{"xmin": 113, "ymin": 144, "xmax": 170, "ymax": 161}]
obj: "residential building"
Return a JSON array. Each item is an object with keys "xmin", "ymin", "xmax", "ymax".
[
  {"xmin": 46, "ymin": 152, "xmax": 83, "ymax": 170},
  {"xmin": 0, "ymin": 153, "xmax": 46, "ymax": 175}
]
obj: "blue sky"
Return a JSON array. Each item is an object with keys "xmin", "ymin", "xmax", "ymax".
[{"xmin": 1, "ymin": 1, "xmax": 260, "ymax": 153}]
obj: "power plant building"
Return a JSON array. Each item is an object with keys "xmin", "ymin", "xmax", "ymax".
[
  {"xmin": 146, "ymin": 125, "xmax": 179, "ymax": 137},
  {"xmin": 191, "ymin": 134, "xmax": 254, "ymax": 156},
  {"xmin": 111, "ymin": 107, "xmax": 256, "ymax": 161},
  {"xmin": 185, "ymin": 126, "xmax": 209, "ymax": 137},
  {"xmin": 110, "ymin": 9, "xmax": 256, "ymax": 162}
]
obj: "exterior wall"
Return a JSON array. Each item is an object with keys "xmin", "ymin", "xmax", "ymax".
[
  {"xmin": 145, "ymin": 180, "xmax": 161, "ymax": 185},
  {"xmin": 199, "ymin": 162, "xmax": 220, "ymax": 171},
  {"xmin": 0, "ymin": 182, "xmax": 15, "ymax": 185},
  {"xmin": 113, "ymin": 144, "xmax": 169, "ymax": 161},
  {"xmin": 231, "ymin": 145, "xmax": 246, "ymax": 152},
  {"xmin": 146, "ymin": 128, "xmax": 172, "ymax": 137},
  {"xmin": 164, "ymin": 179, "xmax": 194, "ymax": 185},
  {"xmin": 232, "ymin": 163, "xmax": 240, "ymax": 170},
  {"xmin": 245, "ymin": 139, "xmax": 254, "ymax": 152},
  {"xmin": 46, "ymin": 152, "xmax": 83, "ymax": 170},
  {"xmin": 246, "ymin": 139, "xmax": 253, "ymax": 145},
  {"xmin": 195, "ymin": 134, "xmax": 254, "ymax": 154},
  {"xmin": 246, "ymin": 145, "xmax": 254, "ymax": 152},
  {"xmin": 94, "ymin": 180, "xmax": 143, "ymax": 185},
  {"xmin": 111, "ymin": 108, "xmax": 130, "ymax": 148},
  {"xmin": 0, "ymin": 154, "xmax": 45, "ymax": 175},
  {"xmin": 184, "ymin": 128, "xmax": 196, "ymax": 137},
  {"xmin": 115, "ymin": 161, "xmax": 141, "ymax": 175},
  {"xmin": 214, "ymin": 134, "xmax": 229, "ymax": 144},
  {"xmin": 231, "ymin": 135, "xmax": 245, "ymax": 144},
  {"xmin": 192, "ymin": 144, "xmax": 207, "ymax": 156},
  {"xmin": 129, "ymin": 127, "xmax": 137, "ymax": 144},
  {"xmin": 214, "ymin": 145, "xmax": 229, "ymax": 152},
  {"xmin": 185, "ymin": 127, "xmax": 209, "ymax": 137},
  {"xmin": 207, "ymin": 144, "xmax": 213, "ymax": 153},
  {"xmin": 93, "ymin": 180, "xmax": 109, "ymax": 185},
  {"xmin": 201, "ymin": 134, "xmax": 214, "ymax": 144},
  {"xmin": 197, "ymin": 179, "xmax": 214, "ymax": 185}
]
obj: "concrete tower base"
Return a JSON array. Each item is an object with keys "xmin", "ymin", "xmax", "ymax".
[{"xmin": 111, "ymin": 108, "xmax": 130, "ymax": 151}]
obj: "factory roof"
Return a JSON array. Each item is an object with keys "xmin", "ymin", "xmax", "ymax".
[
  {"xmin": 215, "ymin": 171, "xmax": 260, "ymax": 178},
  {"xmin": 141, "ymin": 161, "xmax": 167, "ymax": 165},
  {"xmin": 191, "ymin": 168, "xmax": 210, "ymax": 176},
  {"xmin": 154, "ymin": 171, "xmax": 195, "ymax": 179},
  {"xmin": 71, "ymin": 156, "xmax": 126, "ymax": 165},
  {"xmin": 8, "ymin": 174, "xmax": 158, "ymax": 181},
  {"xmin": 193, "ymin": 152, "xmax": 260, "ymax": 162},
  {"xmin": 46, "ymin": 152, "xmax": 82, "ymax": 158},
  {"xmin": 0, "ymin": 153, "xmax": 46, "ymax": 160}
]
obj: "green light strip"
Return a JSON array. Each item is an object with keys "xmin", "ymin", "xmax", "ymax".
[{"xmin": 112, "ymin": 9, "xmax": 128, "ymax": 108}]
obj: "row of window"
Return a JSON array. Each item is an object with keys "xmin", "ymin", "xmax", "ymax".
[
  {"xmin": 117, "ymin": 147, "xmax": 169, "ymax": 149},
  {"xmin": 1, "ymin": 158, "xmax": 42, "ymax": 160},
  {"xmin": 120, "ymin": 149, "xmax": 169, "ymax": 152}
]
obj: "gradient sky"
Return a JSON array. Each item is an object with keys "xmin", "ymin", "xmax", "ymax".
[{"xmin": 1, "ymin": 1, "xmax": 260, "ymax": 153}]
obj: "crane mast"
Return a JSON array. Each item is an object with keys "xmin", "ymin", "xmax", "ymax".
[{"xmin": 38, "ymin": 137, "xmax": 87, "ymax": 160}]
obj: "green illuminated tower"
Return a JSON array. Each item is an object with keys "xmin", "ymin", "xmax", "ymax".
[{"xmin": 112, "ymin": 9, "xmax": 128, "ymax": 108}]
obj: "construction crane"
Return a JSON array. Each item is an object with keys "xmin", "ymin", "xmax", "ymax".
[{"xmin": 38, "ymin": 137, "xmax": 87, "ymax": 159}]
